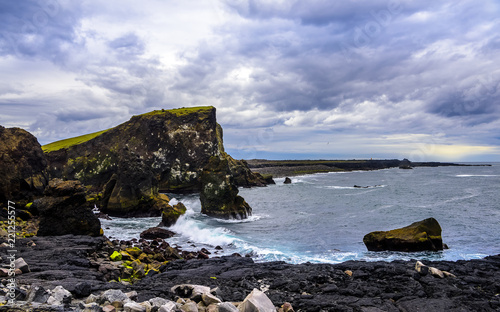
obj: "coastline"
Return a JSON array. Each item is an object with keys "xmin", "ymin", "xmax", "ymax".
[
  {"xmin": 246, "ymin": 159, "xmax": 488, "ymax": 178},
  {"xmin": 1, "ymin": 235, "xmax": 499, "ymax": 311}
]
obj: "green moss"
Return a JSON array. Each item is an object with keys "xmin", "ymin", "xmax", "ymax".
[
  {"xmin": 42, "ymin": 129, "xmax": 109, "ymax": 152},
  {"xmin": 140, "ymin": 106, "xmax": 214, "ymax": 118},
  {"xmin": 110, "ymin": 251, "xmax": 123, "ymax": 261}
]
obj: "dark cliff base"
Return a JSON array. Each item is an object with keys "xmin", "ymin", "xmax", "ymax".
[
  {"xmin": 2, "ymin": 236, "xmax": 499, "ymax": 311},
  {"xmin": 246, "ymin": 159, "xmax": 490, "ymax": 178}
]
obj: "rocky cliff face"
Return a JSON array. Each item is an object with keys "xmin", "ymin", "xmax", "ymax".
[
  {"xmin": 43, "ymin": 106, "xmax": 265, "ymax": 217},
  {"xmin": 0, "ymin": 126, "xmax": 48, "ymax": 207}
]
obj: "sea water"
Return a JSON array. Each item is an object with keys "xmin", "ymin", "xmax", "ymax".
[{"xmin": 101, "ymin": 163, "xmax": 500, "ymax": 264}]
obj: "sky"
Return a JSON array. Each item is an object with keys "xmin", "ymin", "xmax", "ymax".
[{"xmin": 1, "ymin": 0, "xmax": 499, "ymax": 162}]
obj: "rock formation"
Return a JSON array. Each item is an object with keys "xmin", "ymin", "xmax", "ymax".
[
  {"xmin": 42, "ymin": 107, "xmax": 265, "ymax": 217},
  {"xmin": 159, "ymin": 201, "xmax": 187, "ymax": 227},
  {"xmin": 363, "ymin": 218, "xmax": 444, "ymax": 252},
  {"xmin": 0, "ymin": 126, "xmax": 48, "ymax": 207},
  {"xmin": 200, "ymin": 156, "xmax": 252, "ymax": 219},
  {"xmin": 34, "ymin": 179, "xmax": 102, "ymax": 236}
]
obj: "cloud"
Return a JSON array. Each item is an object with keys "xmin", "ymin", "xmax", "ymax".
[{"xmin": 0, "ymin": 0, "xmax": 499, "ymax": 161}]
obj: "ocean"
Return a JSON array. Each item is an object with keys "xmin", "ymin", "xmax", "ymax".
[{"xmin": 101, "ymin": 163, "xmax": 500, "ymax": 264}]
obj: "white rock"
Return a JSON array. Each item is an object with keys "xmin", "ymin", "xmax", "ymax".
[
  {"xmin": 100, "ymin": 289, "xmax": 130, "ymax": 305},
  {"xmin": 159, "ymin": 301, "xmax": 177, "ymax": 312},
  {"xmin": 202, "ymin": 292, "xmax": 222, "ymax": 306},
  {"xmin": 124, "ymin": 301, "xmax": 147, "ymax": 312},
  {"xmin": 219, "ymin": 302, "xmax": 239, "ymax": 312},
  {"xmin": 48, "ymin": 285, "xmax": 72, "ymax": 305},
  {"xmin": 238, "ymin": 288, "xmax": 276, "ymax": 312}
]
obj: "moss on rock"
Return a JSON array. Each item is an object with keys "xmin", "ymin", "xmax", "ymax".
[{"xmin": 363, "ymin": 218, "xmax": 444, "ymax": 252}]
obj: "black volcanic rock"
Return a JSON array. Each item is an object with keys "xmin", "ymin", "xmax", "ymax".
[
  {"xmin": 43, "ymin": 107, "xmax": 265, "ymax": 217},
  {"xmin": 34, "ymin": 179, "xmax": 102, "ymax": 237},
  {"xmin": 0, "ymin": 126, "xmax": 48, "ymax": 207},
  {"xmin": 200, "ymin": 156, "xmax": 252, "ymax": 219}
]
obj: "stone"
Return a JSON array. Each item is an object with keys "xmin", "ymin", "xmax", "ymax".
[
  {"xmin": 363, "ymin": 218, "xmax": 444, "ymax": 252},
  {"xmin": 284, "ymin": 177, "xmax": 292, "ymax": 184},
  {"xmin": 0, "ymin": 126, "xmax": 48, "ymax": 206},
  {"xmin": 103, "ymin": 305, "xmax": 117, "ymax": 312},
  {"xmin": 159, "ymin": 202, "xmax": 187, "ymax": 227},
  {"xmin": 110, "ymin": 250, "xmax": 123, "ymax": 261},
  {"xmin": 200, "ymin": 156, "xmax": 252, "ymax": 220},
  {"xmin": 172, "ymin": 284, "xmax": 212, "ymax": 302},
  {"xmin": 181, "ymin": 301, "xmax": 199, "ymax": 312},
  {"xmin": 159, "ymin": 301, "xmax": 177, "ymax": 312},
  {"xmin": 99, "ymin": 289, "xmax": 130, "ymax": 306},
  {"xmin": 281, "ymin": 302, "xmax": 294, "ymax": 312},
  {"xmin": 26, "ymin": 285, "xmax": 50, "ymax": 303},
  {"xmin": 35, "ymin": 179, "xmax": 102, "ymax": 237},
  {"xmin": 202, "ymin": 292, "xmax": 222, "ymax": 306},
  {"xmin": 238, "ymin": 288, "xmax": 276, "ymax": 312},
  {"xmin": 73, "ymin": 282, "xmax": 92, "ymax": 298},
  {"xmin": 219, "ymin": 302, "xmax": 239, "ymax": 312},
  {"xmin": 47, "ymin": 285, "xmax": 72, "ymax": 305},
  {"xmin": 149, "ymin": 297, "xmax": 171, "ymax": 308},
  {"xmin": 14, "ymin": 257, "xmax": 30, "ymax": 273},
  {"xmin": 140, "ymin": 227, "xmax": 176, "ymax": 239},
  {"xmin": 124, "ymin": 301, "xmax": 147, "ymax": 312}
]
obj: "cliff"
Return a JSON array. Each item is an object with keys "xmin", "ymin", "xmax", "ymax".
[
  {"xmin": 0, "ymin": 126, "xmax": 48, "ymax": 207},
  {"xmin": 42, "ymin": 106, "xmax": 265, "ymax": 217}
]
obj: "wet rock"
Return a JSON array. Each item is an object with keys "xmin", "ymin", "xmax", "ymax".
[
  {"xmin": 284, "ymin": 177, "xmax": 292, "ymax": 184},
  {"xmin": 35, "ymin": 179, "xmax": 102, "ymax": 237},
  {"xmin": 363, "ymin": 218, "xmax": 444, "ymax": 252},
  {"xmin": 159, "ymin": 201, "xmax": 187, "ymax": 227},
  {"xmin": 200, "ymin": 156, "xmax": 252, "ymax": 220},
  {"xmin": 140, "ymin": 227, "xmax": 176, "ymax": 240}
]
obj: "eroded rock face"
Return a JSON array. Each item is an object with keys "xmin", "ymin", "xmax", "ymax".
[
  {"xmin": 34, "ymin": 179, "xmax": 102, "ymax": 236},
  {"xmin": 200, "ymin": 156, "xmax": 252, "ymax": 219},
  {"xmin": 43, "ymin": 107, "xmax": 265, "ymax": 217},
  {"xmin": 363, "ymin": 218, "xmax": 444, "ymax": 252},
  {"xmin": 0, "ymin": 126, "xmax": 48, "ymax": 206}
]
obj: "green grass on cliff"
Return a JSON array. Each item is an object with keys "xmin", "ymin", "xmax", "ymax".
[
  {"xmin": 42, "ymin": 129, "xmax": 109, "ymax": 152},
  {"xmin": 141, "ymin": 106, "xmax": 214, "ymax": 117}
]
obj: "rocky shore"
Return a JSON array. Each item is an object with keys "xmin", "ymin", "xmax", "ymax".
[{"xmin": 1, "ymin": 235, "xmax": 499, "ymax": 311}]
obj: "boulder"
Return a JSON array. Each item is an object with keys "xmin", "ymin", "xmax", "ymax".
[
  {"xmin": 238, "ymin": 288, "xmax": 276, "ymax": 312},
  {"xmin": 34, "ymin": 179, "xmax": 102, "ymax": 236},
  {"xmin": 219, "ymin": 302, "xmax": 239, "ymax": 312},
  {"xmin": 159, "ymin": 201, "xmax": 187, "ymax": 227},
  {"xmin": 0, "ymin": 126, "xmax": 48, "ymax": 206},
  {"xmin": 200, "ymin": 156, "xmax": 252, "ymax": 219},
  {"xmin": 14, "ymin": 257, "xmax": 30, "ymax": 273},
  {"xmin": 363, "ymin": 218, "xmax": 444, "ymax": 252},
  {"xmin": 140, "ymin": 227, "xmax": 176, "ymax": 240},
  {"xmin": 284, "ymin": 177, "xmax": 292, "ymax": 184}
]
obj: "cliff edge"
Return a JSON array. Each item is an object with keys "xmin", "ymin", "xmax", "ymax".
[{"xmin": 42, "ymin": 106, "xmax": 264, "ymax": 217}]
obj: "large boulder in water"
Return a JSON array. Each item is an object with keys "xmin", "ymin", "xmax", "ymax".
[
  {"xmin": 363, "ymin": 218, "xmax": 444, "ymax": 252},
  {"xmin": 34, "ymin": 179, "xmax": 102, "ymax": 236},
  {"xmin": 0, "ymin": 126, "xmax": 48, "ymax": 206},
  {"xmin": 200, "ymin": 156, "xmax": 252, "ymax": 219}
]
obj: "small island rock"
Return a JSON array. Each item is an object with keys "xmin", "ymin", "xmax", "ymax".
[
  {"xmin": 363, "ymin": 217, "xmax": 444, "ymax": 252},
  {"xmin": 284, "ymin": 177, "xmax": 292, "ymax": 184}
]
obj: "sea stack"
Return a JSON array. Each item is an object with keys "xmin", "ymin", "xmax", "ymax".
[{"xmin": 363, "ymin": 218, "xmax": 444, "ymax": 252}]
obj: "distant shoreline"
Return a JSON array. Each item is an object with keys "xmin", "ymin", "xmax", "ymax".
[{"xmin": 246, "ymin": 159, "xmax": 491, "ymax": 178}]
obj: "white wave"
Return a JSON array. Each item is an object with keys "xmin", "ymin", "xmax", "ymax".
[
  {"xmin": 215, "ymin": 215, "xmax": 264, "ymax": 224},
  {"xmin": 456, "ymin": 174, "xmax": 500, "ymax": 177},
  {"xmin": 169, "ymin": 215, "xmax": 235, "ymax": 247}
]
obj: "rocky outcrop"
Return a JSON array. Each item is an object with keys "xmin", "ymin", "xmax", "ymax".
[
  {"xmin": 0, "ymin": 126, "xmax": 48, "ymax": 207},
  {"xmin": 43, "ymin": 107, "xmax": 265, "ymax": 217},
  {"xmin": 159, "ymin": 201, "xmax": 187, "ymax": 227},
  {"xmin": 33, "ymin": 179, "xmax": 102, "ymax": 236},
  {"xmin": 363, "ymin": 218, "xmax": 444, "ymax": 252},
  {"xmin": 200, "ymin": 156, "xmax": 252, "ymax": 219}
]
